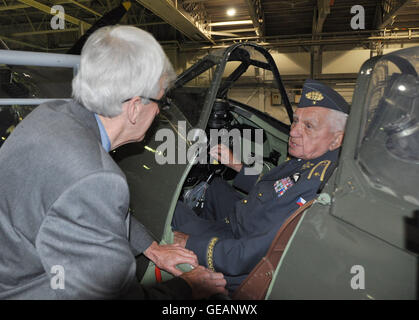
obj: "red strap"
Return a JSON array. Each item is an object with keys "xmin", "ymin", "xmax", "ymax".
[{"xmin": 155, "ymin": 266, "xmax": 162, "ymax": 283}]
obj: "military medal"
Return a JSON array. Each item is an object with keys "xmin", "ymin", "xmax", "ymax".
[{"xmin": 274, "ymin": 177, "xmax": 294, "ymax": 197}]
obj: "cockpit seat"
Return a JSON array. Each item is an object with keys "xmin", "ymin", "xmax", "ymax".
[{"xmin": 232, "ymin": 198, "xmax": 315, "ymax": 300}]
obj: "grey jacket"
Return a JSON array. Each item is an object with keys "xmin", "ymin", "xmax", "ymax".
[{"xmin": 0, "ymin": 100, "xmax": 191, "ymax": 299}]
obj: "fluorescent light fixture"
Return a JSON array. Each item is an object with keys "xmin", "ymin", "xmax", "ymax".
[
  {"xmin": 227, "ymin": 8, "xmax": 236, "ymax": 16},
  {"xmin": 209, "ymin": 31, "xmax": 239, "ymax": 37},
  {"xmin": 208, "ymin": 20, "xmax": 253, "ymax": 27},
  {"xmin": 217, "ymin": 28, "xmax": 256, "ymax": 33}
]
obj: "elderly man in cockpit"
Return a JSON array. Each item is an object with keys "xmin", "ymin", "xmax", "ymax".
[{"xmin": 172, "ymin": 79, "xmax": 349, "ymax": 292}]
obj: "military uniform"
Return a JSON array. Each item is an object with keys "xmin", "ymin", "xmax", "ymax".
[
  {"xmin": 172, "ymin": 79, "xmax": 349, "ymax": 292},
  {"xmin": 172, "ymin": 149, "xmax": 339, "ymax": 291}
]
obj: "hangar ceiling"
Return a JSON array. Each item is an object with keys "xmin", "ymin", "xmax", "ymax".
[{"xmin": 0, "ymin": 0, "xmax": 419, "ymax": 53}]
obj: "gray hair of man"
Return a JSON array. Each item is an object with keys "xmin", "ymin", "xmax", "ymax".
[
  {"xmin": 327, "ymin": 108, "xmax": 348, "ymax": 133},
  {"xmin": 72, "ymin": 25, "xmax": 176, "ymax": 118}
]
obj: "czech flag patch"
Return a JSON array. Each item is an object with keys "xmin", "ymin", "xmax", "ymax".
[{"xmin": 297, "ymin": 197, "xmax": 306, "ymax": 207}]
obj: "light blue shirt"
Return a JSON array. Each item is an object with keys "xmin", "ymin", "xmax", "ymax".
[{"xmin": 94, "ymin": 114, "xmax": 111, "ymax": 152}]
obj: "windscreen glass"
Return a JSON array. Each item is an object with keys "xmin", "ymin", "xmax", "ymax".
[
  {"xmin": 358, "ymin": 47, "xmax": 419, "ymax": 203},
  {"xmin": 167, "ymin": 59, "xmax": 217, "ymax": 128}
]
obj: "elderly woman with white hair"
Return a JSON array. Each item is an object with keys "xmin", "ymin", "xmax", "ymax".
[{"xmin": 0, "ymin": 25, "xmax": 227, "ymax": 300}]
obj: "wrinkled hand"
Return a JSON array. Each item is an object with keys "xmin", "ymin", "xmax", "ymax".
[
  {"xmin": 144, "ymin": 241, "xmax": 198, "ymax": 276},
  {"xmin": 173, "ymin": 231, "xmax": 189, "ymax": 248},
  {"xmin": 181, "ymin": 266, "xmax": 228, "ymax": 299},
  {"xmin": 209, "ymin": 144, "xmax": 243, "ymax": 172}
]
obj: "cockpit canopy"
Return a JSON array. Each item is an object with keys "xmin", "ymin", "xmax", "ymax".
[{"xmin": 359, "ymin": 47, "xmax": 419, "ymax": 203}]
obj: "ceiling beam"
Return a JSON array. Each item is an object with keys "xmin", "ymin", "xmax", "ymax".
[
  {"xmin": 135, "ymin": 0, "xmax": 213, "ymax": 43},
  {"xmin": 0, "ymin": 4, "xmax": 28, "ymax": 11},
  {"xmin": 11, "ymin": 28, "xmax": 79, "ymax": 36},
  {"xmin": 312, "ymin": 0, "xmax": 331, "ymax": 35},
  {"xmin": 0, "ymin": 38, "xmax": 10, "ymax": 50},
  {"xmin": 244, "ymin": 0, "xmax": 265, "ymax": 37},
  {"xmin": 16, "ymin": 0, "xmax": 91, "ymax": 29},
  {"xmin": 0, "ymin": 0, "xmax": 96, "ymax": 12},
  {"xmin": 311, "ymin": 0, "xmax": 331, "ymax": 78},
  {"xmin": 67, "ymin": 0, "xmax": 102, "ymax": 17},
  {"xmin": 182, "ymin": 0, "xmax": 207, "ymax": 3},
  {"xmin": 0, "ymin": 35, "xmax": 46, "ymax": 50},
  {"xmin": 376, "ymin": 0, "xmax": 412, "ymax": 29}
]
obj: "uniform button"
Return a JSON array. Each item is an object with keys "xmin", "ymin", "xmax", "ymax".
[
  {"xmin": 243, "ymin": 199, "xmax": 248, "ymax": 204},
  {"xmin": 258, "ymin": 193, "xmax": 263, "ymax": 197}
]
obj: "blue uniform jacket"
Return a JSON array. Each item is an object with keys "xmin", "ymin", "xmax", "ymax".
[{"xmin": 181, "ymin": 149, "xmax": 339, "ymax": 290}]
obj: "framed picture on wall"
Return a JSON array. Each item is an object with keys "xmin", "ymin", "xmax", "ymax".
[{"xmin": 271, "ymin": 92, "xmax": 281, "ymax": 106}]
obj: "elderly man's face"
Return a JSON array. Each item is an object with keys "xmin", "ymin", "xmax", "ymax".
[{"xmin": 288, "ymin": 106, "xmax": 340, "ymax": 160}]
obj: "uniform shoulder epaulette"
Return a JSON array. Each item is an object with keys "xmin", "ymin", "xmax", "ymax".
[{"xmin": 307, "ymin": 160, "xmax": 332, "ymax": 182}]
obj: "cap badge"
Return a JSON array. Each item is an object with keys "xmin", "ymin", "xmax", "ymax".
[{"xmin": 305, "ymin": 91, "xmax": 324, "ymax": 104}]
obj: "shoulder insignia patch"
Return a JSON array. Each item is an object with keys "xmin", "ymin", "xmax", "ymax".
[
  {"xmin": 308, "ymin": 160, "xmax": 331, "ymax": 182},
  {"xmin": 302, "ymin": 162, "xmax": 315, "ymax": 170}
]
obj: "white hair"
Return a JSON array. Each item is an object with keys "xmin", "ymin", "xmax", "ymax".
[
  {"xmin": 72, "ymin": 25, "xmax": 176, "ymax": 117},
  {"xmin": 327, "ymin": 109, "xmax": 348, "ymax": 133}
]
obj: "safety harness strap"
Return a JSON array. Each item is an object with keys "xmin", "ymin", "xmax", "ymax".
[{"xmin": 232, "ymin": 198, "xmax": 315, "ymax": 300}]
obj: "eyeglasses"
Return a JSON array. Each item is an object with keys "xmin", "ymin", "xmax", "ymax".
[{"xmin": 122, "ymin": 96, "xmax": 170, "ymax": 111}]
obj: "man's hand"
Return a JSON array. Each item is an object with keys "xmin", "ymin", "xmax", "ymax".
[
  {"xmin": 144, "ymin": 241, "xmax": 198, "ymax": 276},
  {"xmin": 209, "ymin": 144, "xmax": 243, "ymax": 172},
  {"xmin": 181, "ymin": 266, "xmax": 228, "ymax": 299},
  {"xmin": 173, "ymin": 231, "xmax": 189, "ymax": 248}
]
